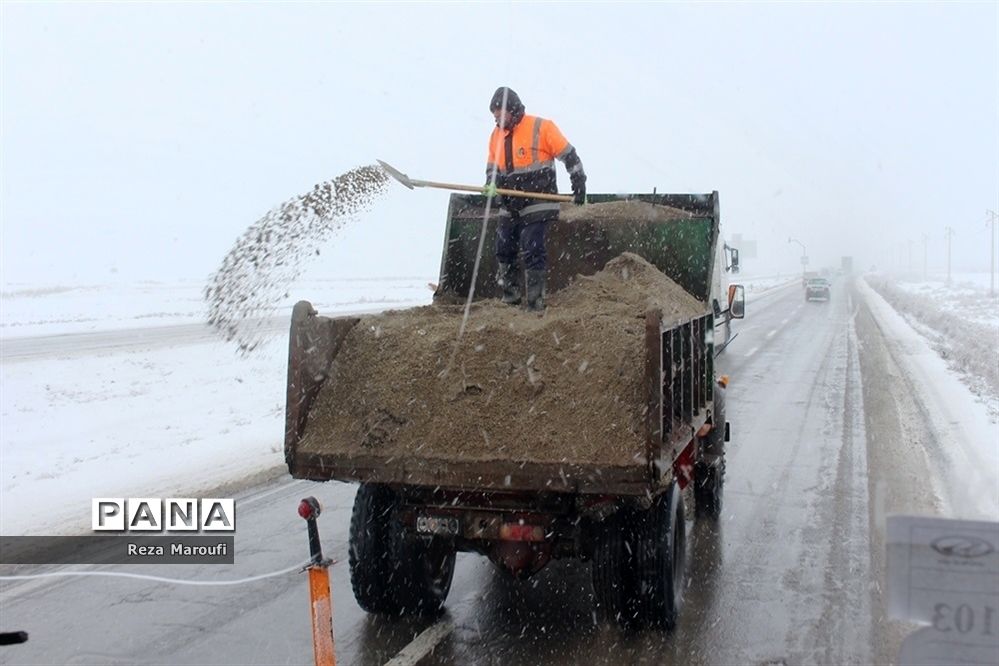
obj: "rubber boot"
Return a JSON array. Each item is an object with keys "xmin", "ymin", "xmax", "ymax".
[
  {"xmin": 497, "ymin": 262, "xmax": 521, "ymax": 305},
  {"xmin": 525, "ymin": 269, "xmax": 546, "ymax": 312}
]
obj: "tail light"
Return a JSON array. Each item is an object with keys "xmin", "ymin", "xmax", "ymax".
[{"xmin": 499, "ymin": 522, "xmax": 546, "ymax": 542}]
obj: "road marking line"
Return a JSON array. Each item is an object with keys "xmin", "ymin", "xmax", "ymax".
[
  {"xmin": 745, "ymin": 346, "xmax": 760, "ymax": 357},
  {"xmin": 239, "ymin": 479, "xmax": 310, "ymax": 507},
  {"xmin": 0, "ymin": 563, "xmax": 96, "ymax": 599},
  {"xmin": 384, "ymin": 619, "xmax": 454, "ymax": 666},
  {"xmin": 766, "ymin": 330, "xmax": 777, "ymax": 339}
]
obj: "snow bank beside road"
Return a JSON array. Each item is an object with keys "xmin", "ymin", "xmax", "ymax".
[
  {"xmin": 857, "ymin": 277, "xmax": 998, "ymax": 520},
  {"xmin": 1, "ymin": 336, "xmax": 288, "ymax": 535},
  {"xmin": 866, "ymin": 274, "xmax": 998, "ymax": 418}
]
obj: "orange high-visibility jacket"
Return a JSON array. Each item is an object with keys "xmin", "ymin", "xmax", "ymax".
[
  {"xmin": 487, "ymin": 114, "xmax": 572, "ymax": 178},
  {"xmin": 486, "ymin": 115, "xmax": 579, "ymax": 218}
]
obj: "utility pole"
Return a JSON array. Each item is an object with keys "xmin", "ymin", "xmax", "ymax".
[
  {"xmin": 987, "ymin": 209, "xmax": 998, "ymax": 298},
  {"xmin": 922, "ymin": 233, "xmax": 928, "ymax": 280},
  {"xmin": 945, "ymin": 226, "xmax": 955, "ymax": 286},
  {"xmin": 788, "ymin": 237, "xmax": 807, "ymax": 282}
]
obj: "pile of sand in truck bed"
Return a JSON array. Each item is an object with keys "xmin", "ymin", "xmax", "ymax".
[
  {"xmin": 558, "ymin": 199, "xmax": 696, "ymax": 222},
  {"xmin": 297, "ymin": 253, "xmax": 705, "ymax": 469}
]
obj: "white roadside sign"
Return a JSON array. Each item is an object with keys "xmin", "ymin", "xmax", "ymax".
[{"xmin": 887, "ymin": 515, "xmax": 999, "ymax": 666}]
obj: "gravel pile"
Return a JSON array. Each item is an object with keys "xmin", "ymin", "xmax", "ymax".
[
  {"xmin": 298, "ymin": 253, "xmax": 706, "ymax": 468},
  {"xmin": 558, "ymin": 199, "xmax": 695, "ymax": 222}
]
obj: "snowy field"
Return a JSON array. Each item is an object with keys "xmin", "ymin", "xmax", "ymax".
[
  {"xmin": 883, "ymin": 271, "xmax": 998, "ymax": 328},
  {"xmin": 1, "ymin": 278, "xmax": 435, "ymax": 338},
  {"xmin": 0, "ymin": 277, "xmax": 434, "ymax": 536}
]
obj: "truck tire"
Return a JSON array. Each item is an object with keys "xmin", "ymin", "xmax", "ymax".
[
  {"xmin": 349, "ymin": 483, "xmax": 456, "ymax": 617},
  {"xmin": 592, "ymin": 484, "xmax": 686, "ymax": 628},
  {"xmin": 694, "ymin": 461, "xmax": 724, "ymax": 518},
  {"xmin": 696, "ymin": 386, "xmax": 726, "ymax": 518},
  {"xmin": 349, "ymin": 483, "xmax": 400, "ymax": 614},
  {"xmin": 389, "ymin": 522, "xmax": 456, "ymax": 616},
  {"xmin": 591, "ymin": 508, "xmax": 638, "ymax": 624},
  {"xmin": 634, "ymin": 481, "xmax": 686, "ymax": 628}
]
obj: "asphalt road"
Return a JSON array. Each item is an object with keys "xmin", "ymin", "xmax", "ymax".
[{"xmin": 0, "ymin": 278, "xmax": 938, "ymax": 665}]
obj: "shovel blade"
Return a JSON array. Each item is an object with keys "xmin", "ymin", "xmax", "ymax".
[{"xmin": 376, "ymin": 159, "xmax": 415, "ymax": 190}]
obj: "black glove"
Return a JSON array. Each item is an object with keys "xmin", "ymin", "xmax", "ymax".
[
  {"xmin": 571, "ymin": 173, "xmax": 586, "ymax": 205},
  {"xmin": 563, "ymin": 149, "xmax": 587, "ymax": 205}
]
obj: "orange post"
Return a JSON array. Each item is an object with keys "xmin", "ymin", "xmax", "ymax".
[
  {"xmin": 308, "ymin": 566, "xmax": 335, "ymax": 666},
  {"xmin": 299, "ymin": 497, "xmax": 336, "ymax": 666}
]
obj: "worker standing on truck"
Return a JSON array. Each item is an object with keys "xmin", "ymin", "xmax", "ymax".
[{"xmin": 485, "ymin": 87, "xmax": 586, "ymax": 312}]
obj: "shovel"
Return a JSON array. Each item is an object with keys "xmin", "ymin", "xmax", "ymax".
[{"xmin": 377, "ymin": 159, "xmax": 573, "ymax": 203}]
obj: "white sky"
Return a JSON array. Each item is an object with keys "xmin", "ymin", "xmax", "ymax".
[{"xmin": 2, "ymin": 1, "xmax": 997, "ymax": 284}]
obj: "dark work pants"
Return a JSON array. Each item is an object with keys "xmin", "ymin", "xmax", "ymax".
[{"xmin": 495, "ymin": 212, "xmax": 550, "ymax": 271}]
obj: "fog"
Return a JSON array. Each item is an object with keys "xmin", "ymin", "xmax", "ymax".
[{"xmin": 2, "ymin": 2, "xmax": 996, "ymax": 285}]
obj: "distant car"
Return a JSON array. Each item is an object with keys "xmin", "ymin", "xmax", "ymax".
[{"xmin": 805, "ymin": 277, "xmax": 831, "ymax": 302}]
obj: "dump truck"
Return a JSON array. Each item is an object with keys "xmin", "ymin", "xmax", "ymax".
[{"xmin": 284, "ymin": 192, "xmax": 744, "ymax": 628}]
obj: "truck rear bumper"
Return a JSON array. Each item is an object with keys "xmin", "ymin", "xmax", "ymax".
[{"xmin": 290, "ymin": 450, "xmax": 651, "ymax": 496}]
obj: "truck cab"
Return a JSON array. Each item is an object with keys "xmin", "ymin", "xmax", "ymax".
[{"xmin": 711, "ymin": 240, "xmax": 743, "ymax": 350}]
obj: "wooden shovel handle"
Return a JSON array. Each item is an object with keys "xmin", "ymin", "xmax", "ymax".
[{"xmin": 411, "ymin": 179, "xmax": 573, "ymax": 203}]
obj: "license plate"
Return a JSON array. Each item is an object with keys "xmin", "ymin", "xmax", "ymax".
[{"xmin": 415, "ymin": 514, "xmax": 460, "ymax": 537}]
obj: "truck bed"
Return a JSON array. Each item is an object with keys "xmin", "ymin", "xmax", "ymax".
[{"xmin": 285, "ymin": 256, "xmax": 716, "ymax": 496}]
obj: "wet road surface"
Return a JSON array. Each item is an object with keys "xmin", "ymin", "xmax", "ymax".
[{"xmin": 1, "ymin": 278, "xmax": 935, "ymax": 665}]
